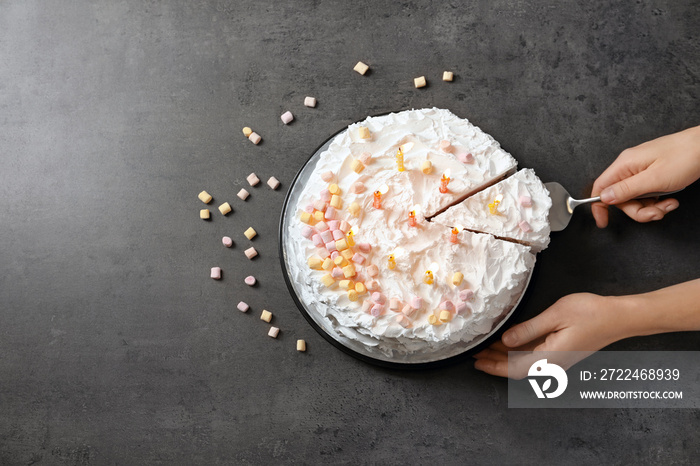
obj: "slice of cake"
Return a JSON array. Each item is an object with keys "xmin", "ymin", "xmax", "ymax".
[{"xmin": 432, "ymin": 169, "xmax": 552, "ymax": 252}]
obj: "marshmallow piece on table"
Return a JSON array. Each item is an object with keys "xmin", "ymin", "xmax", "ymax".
[
  {"xmin": 244, "ymin": 227, "xmax": 257, "ymax": 240},
  {"xmin": 218, "ymin": 202, "xmax": 232, "ymax": 215},
  {"xmin": 353, "ymin": 61, "xmax": 369, "ymax": 75},
  {"xmin": 414, "ymin": 76, "xmax": 427, "ymax": 88},
  {"xmin": 247, "ymin": 173, "xmax": 260, "ymax": 186},
  {"xmin": 244, "ymin": 247, "xmax": 258, "ymax": 259},
  {"xmin": 198, "ymin": 191, "xmax": 212, "ymax": 204},
  {"xmin": 260, "ymin": 310, "xmax": 272, "ymax": 322},
  {"xmin": 210, "ymin": 267, "xmax": 221, "ymax": 280},
  {"xmin": 267, "ymin": 176, "xmax": 280, "ymax": 190},
  {"xmin": 519, "ymin": 220, "xmax": 532, "ymax": 233},
  {"xmin": 237, "ymin": 189, "xmax": 250, "ymax": 200},
  {"xmin": 443, "ymin": 71, "xmax": 454, "ymax": 82},
  {"xmin": 242, "ymin": 127, "xmax": 253, "ymax": 137},
  {"xmin": 249, "ymin": 132, "xmax": 262, "ymax": 144},
  {"xmin": 304, "ymin": 96, "xmax": 317, "ymax": 107},
  {"xmin": 200, "ymin": 209, "xmax": 211, "ymax": 220},
  {"xmin": 281, "ymin": 111, "xmax": 294, "ymax": 124},
  {"xmin": 268, "ymin": 327, "xmax": 280, "ymax": 338},
  {"xmin": 245, "ymin": 275, "xmax": 256, "ymax": 286},
  {"xmin": 519, "ymin": 195, "xmax": 532, "ymax": 207},
  {"xmin": 222, "ymin": 236, "xmax": 233, "ymax": 248},
  {"xmin": 297, "ymin": 340, "xmax": 306, "ymax": 352},
  {"xmin": 237, "ymin": 301, "xmax": 249, "ymax": 312}
]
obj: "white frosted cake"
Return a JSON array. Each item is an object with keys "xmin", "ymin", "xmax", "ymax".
[{"xmin": 287, "ymin": 108, "xmax": 551, "ymax": 356}]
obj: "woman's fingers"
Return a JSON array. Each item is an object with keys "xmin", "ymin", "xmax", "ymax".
[
  {"xmin": 592, "ymin": 202, "xmax": 609, "ymax": 228},
  {"xmin": 617, "ymin": 198, "xmax": 679, "ymax": 222}
]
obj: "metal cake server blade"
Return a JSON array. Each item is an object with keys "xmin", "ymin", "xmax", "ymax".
[{"xmin": 545, "ymin": 182, "xmax": 682, "ymax": 232}]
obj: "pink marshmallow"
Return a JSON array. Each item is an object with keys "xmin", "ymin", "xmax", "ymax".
[
  {"xmin": 366, "ymin": 264, "xmax": 379, "ymax": 277},
  {"xmin": 410, "ymin": 296, "xmax": 423, "ymax": 309},
  {"xmin": 358, "ymin": 152, "xmax": 372, "ymax": 164},
  {"xmin": 317, "ymin": 248, "xmax": 329, "ymax": 258},
  {"xmin": 332, "ymin": 230, "xmax": 344, "ymax": 240},
  {"xmin": 248, "ymin": 132, "xmax": 262, "ymax": 145},
  {"xmin": 460, "ymin": 289, "xmax": 474, "ymax": 302},
  {"xmin": 316, "ymin": 221, "xmax": 329, "ymax": 232},
  {"xmin": 327, "ymin": 220, "xmax": 340, "ymax": 230},
  {"xmin": 304, "ymin": 204, "xmax": 314, "ymax": 214},
  {"xmin": 362, "ymin": 300, "xmax": 373, "ymax": 313},
  {"xmin": 313, "ymin": 200, "xmax": 326, "ymax": 212},
  {"xmin": 237, "ymin": 301, "xmax": 249, "ymax": 312},
  {"xmin": 366, "ymin": 280, "xmax": 379, "ymax": 291},
  {"xmin": 439, "ymin": 140, "xmax": 452, "ymax": 152},
  {"xmin": 331, "ymin": 267, "xmax": 344, "ymax": 279},
  {"xmin": 458, "ymin": 152, "xmax": 474, "ymax": 164},
  {"xmin": 519, "ymin": 195, "xmax": 532, "ymax": 207},
  {"xmin": 456, "ymin": 302, "xmax": 471, "ymax": 316},
  {"xmin": 312, "ymin": 234, "xmax": 324, "ymax": 247},
  {"xmin": 244, "ymin": 247, "xmax": 258, "ymax": 259},
  {"xmin": 320, "ymin": 190, "xmax": 331, "ymax": 202},
  {"xmin": 370, "ymin": 304, "xmax": 384, "ymax": 317},
  {"xmin": 440, "ymin": 300, "xmax": 455, "ymax": 311},
  {"xmin": 519, "ymin": 220, "xmax": 532, "ymax": 233},
  {"xmin": 247, "ymin": 173, "xmax": 260, "ymax": 186},
  {"xmin": 244, "ymin": 275, "xmax": 256, "ymax": 286},
  {"xmin": 325, "ymin": 206, "xmax": 337, "ymax": 219},
  {"xmin": 339, "ymin": 221, "xmax": 351, "ymax": 233},
  {"xmin": 281, "ymin": 111, "xmax": 294, "ymax": 124},
  {"xmin": 402, "ymin": 304, "xmax": 417, "ymax": 317},
  {"xmin": 352, "ymin": 182, "xmax": 366, "ymax": 194},
  {"xmin": 320, "ymin": 230, "xmax": 333, "ymax": 243},
  {"xmin": 389, "ymin": 298, "xmax": 401, "ymax": 310},
  {"xmin": 358, "ymin": 243, "xmax": 371, "ymax": 253},
  {"xmin": 352, "ymin": 253, "xmax": 366, "ymax": 265},
  {"xmin": 301, "ymin": 227, "xmax": 315, "ymax": 239},
  {"xmin": 321, "ymin": 171, "xmax": 334, "ymax": 182},
  {"xmin": 330, "ymin": 251, "xmax": 340, "ymax": 260},
  {"xmin": 325, "ymin": 241, "xmax": 337, "ymax": 252},
  {"xmin": 222, "ymin": 236, "xmax": 233, "ymax": 247},
  {"xmin": 396, "ymin": 314, "xmax": 411, "ymax": 328},
  {"xmin": 371, "ymin": 292, "xmax": 385, "ymax": 304},
  {"xmin": 211, "ymin": 267, "xmax": 221, "ymax": 280}
]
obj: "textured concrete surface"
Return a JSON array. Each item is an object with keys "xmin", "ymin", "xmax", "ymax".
[{"xmin": 1, "ymin": 0, "xmax": 699, "ymax": 464}]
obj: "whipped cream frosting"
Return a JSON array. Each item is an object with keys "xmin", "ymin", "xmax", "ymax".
[
  {"xmin": 286, "ymin": 108, "xmax": 546, "ymax": 356},
  {"xmin": 432, "ymin": 168, "xmax": 552, "ymax": 252}
]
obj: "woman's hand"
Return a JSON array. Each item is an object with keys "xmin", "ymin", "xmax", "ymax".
[
  {"xmin": 473, "ymin": 293, "xmax": 632, "ymax": 379},
  {"xmin": 591, "ymin": 125, "xmax": 700, "ymax": 228}
]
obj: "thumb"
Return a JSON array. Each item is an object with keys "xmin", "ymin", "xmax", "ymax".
[
  {"xmin": 599, "ymin": 170, "xmax": 657, "ymax": 205},
  {"xmin": 502, "ymin": 310, "xmax": 558, "ymax": 348}
]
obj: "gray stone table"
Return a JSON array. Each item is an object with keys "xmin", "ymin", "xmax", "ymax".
[{"xmin": 1, "ymin": 1, "xmax": 699, "ymax": 464}]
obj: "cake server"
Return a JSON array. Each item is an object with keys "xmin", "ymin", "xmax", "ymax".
[{"xmin": 545, "ymin": 182, "xmax": 682, "ymax": 232}]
